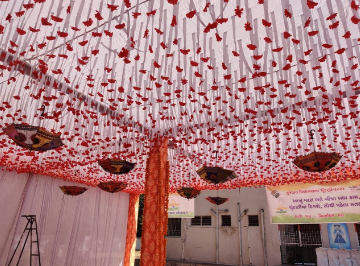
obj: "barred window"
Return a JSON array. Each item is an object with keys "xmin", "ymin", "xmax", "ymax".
[
  {"xmin": 222, "ymin": 215, "xmax": 231, "ymax": 226},
  {"xmin": 167, "ymin": 218, "xmax": 181, "ymax": 237},
  {"xmin": 191, "ymin": 216, "xmax": 211, "ymax": 226},
  {"xmin": 248, "ymin": 215, "xmax": 259, "ymax": 226}
]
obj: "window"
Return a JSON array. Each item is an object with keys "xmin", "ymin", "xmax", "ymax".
[
  {"xmin": 248, "ymin": 215, "xmax": 259, "ymax": 226},
  {"xmin": 167, "ymin": 218, "xmax": 181, "ymax": 237},
  {"xmin": 202, "ymin": 216, "xmax": 211, "ymax": 226},
  {"xmin": 222, "ymin": 215, "xmax": 231, "ymax": 226},
  {"xmin": 191, "ymin": 216, "xmax": 212, "ymax": 226}
]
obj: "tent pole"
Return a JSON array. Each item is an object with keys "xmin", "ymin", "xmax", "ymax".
[
  {"xmin": 238, "ymin": 203, "xmax": 243, "ymax": 266},
  {"xmin": 216, "ymin": 204, "xmax": 219, "ymax": 264},
  {"xmin": 247, "ymin": 216, "xmax": 252, "ymax": 265},
  {"xmin": 260, "ymin": 209, "xmax": 268, "ymax": 266}
]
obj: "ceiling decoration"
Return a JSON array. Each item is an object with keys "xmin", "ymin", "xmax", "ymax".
[
  {"xmin": 0, "ymin": 0, "xmax": 359, "ymax": 192},
  {"xmin": 205, "ymin": 196, "xmax": 229, "ymax": 205},
  {"xmin": 176, "ymin": 187, "xmax": 201, "ymax": 200},
  {"xmin": 60, "ymin": 185, "xmax": 88, "ymax": 196},
  {"xmin": 3, "ymin": 123, "xmax": 63, "ymax": 152},
  {"xmin": 293, "ymin": 129, "xmax": 342, "ymax": 172},
  {"xmin": 98, "ymin": 158, "xmax": 136, "ymax": 175},
  {"xmin": 98, "ymin": 181, "xmax": 128, "ymax": 193}
]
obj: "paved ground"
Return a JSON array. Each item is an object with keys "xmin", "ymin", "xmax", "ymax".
[
  {"xmin": 134, "ymin": 251, "xmax": 242, "ymax": 266},
  {"xmin": 166, "ymin": 260, "xmax": 239, "ymax": 266}
]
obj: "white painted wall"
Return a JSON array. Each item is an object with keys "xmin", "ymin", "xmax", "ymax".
[
  {"xmin": 166, "ymin": 186, "xmax": 360, "ymax": 266},
  {"xmin": 166, "ymin": 186, "xmax": 282, "ymax": 266}
]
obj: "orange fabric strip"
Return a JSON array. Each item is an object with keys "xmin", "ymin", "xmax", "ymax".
[
  {"xmin": 140, "ymin": 138, "xmax": 169, "ymax": 266},
  {"xmin": 124, "ymin": 193, "xmax": 140, "ymax": 266}
]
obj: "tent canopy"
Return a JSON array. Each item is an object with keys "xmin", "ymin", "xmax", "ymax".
[{"xmin": 0, "ymin": 0, "xmax": 359, "ymax": 193}]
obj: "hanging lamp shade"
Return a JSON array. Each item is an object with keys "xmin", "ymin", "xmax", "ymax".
[
  {"xmin": 98, "ymin": 159, "xmax": 136, "ymax": 175},
  {"xmin": 196, "ymin": 166, "xmax": 237, "ymax": 185},
  {"xmin": 3, "ymin": 123, "xmax": 63, "ymax": 152},
  {"xmin": 293, "ymin": 151, "xmax": 342, "ymax": 172},
  {"xmin": 98, "ymin": 181, "xmax": 127, "ymax": 193},
  {"xmin": 176, "ymin": 187, "xmax": 201, "ymax": 199},
  {"xmin": 205, "ymin": 196, "xmax": 229, "ymax": 205},
  {"xmin": 60, "ymin": 186, "xmax": 88, "ymax": 196}
]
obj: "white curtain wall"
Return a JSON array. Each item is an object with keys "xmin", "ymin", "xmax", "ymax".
[{"xmin": 0, "ymin": 169, "xmax": 129, "ymax": 266}]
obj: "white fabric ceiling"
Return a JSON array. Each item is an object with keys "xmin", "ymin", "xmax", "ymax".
[{"xmin": 0, "ymin": 0, "xmax": 359, "ymax": 192}]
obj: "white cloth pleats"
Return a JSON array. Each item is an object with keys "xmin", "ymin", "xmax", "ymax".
[
  {"xmin": 316, "ymin": 248, "xmax": 329, "ymax": 266},
  {"xmin": 338, "ymin": 249, "xmax": 352, "ymax": 266},
  {"xmin": 352, "ymin": 250, "xmax": 360, "ymax": 266},
  {"xmin": 0, "ymin": 169, "xmax": 129, "ymax": 266},
  {"xmin": 328, "ymin": 249, "xmax": 341, "ymax": 266},
  {"xmin": 317, "ymin": 247, "xmax": 360, "ymax": 266}
]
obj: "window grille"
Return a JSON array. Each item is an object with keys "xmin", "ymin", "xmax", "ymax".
[
  {"xmin": 279, "ymin": 224, "xmax": 322, "ymax": 265},
  {"xmin": 299, "ymin": 224, "xmax": 322, "ymax": 246},
  {"xmin": 248, "ymin": 215, "xmax": 259, "ymax": 226},
  {"xmin": 167, "ymin": 218, "xmax": 181, "ymax": 237},
  {"xmin": 191, "ymin": 216, "xmax": 211, "ymax": 226},
  {"xmin": 201, "ymin": 216, "xmax": 212, "ymax": 226},
  {"xmin": 191, "ymin": 216, "xmax": 201, "ymax": 226},
  {"xmin": 221, "ymin": 215, "xmax": 231, "ymax": 226}
]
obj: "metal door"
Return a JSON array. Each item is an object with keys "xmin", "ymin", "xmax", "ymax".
[{"xmin": 279, "ymin": 224, "xmax": 322, "ymax": 265}]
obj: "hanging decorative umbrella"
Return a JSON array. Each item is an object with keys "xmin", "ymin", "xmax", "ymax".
[
  {"xmin": 293, "ymin": 130, "xmax": 342, "ymax": 172},
  {"xmin": 176, "ymin": 187, "xmax": 201, "ymax": 199},
  {"xmin": 196, "ymin": 151, "xmax": 237, "ymax": 185},
  {"xmin": 176, "ymin": 172, "xmax": 201, "ymax": 199},
  {"xmin": 3, "ymin": 124, "xmax": 63, "ymax": 152},
  {"xmin": 98, "ymin": 159, "xmax": 136, "ymax": 174},
  {"xmin": 206, "ymin": 196, "xmax": 229, "ymax": 205},
  {"xmin": 98, "ymin": 139, "xmax": 136, "ymax": 175},
  {"xmin": 60, "ymin": 186, "xmax": 88, "ymax": 196},
  {"xmin": 2, "ymin": 106, "xmax": 63, "ymax": 152},
  {"xmin": 98, "ymin": 181, "xmax": 127, "ymax": 193},
  {"xmin": 197, "ymin": 166, "xmax": 237, "ymax": 184}
]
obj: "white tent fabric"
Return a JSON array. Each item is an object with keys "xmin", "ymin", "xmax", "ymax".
[
  {"xmin": 0, "ymin": 169, "xmax": 129, "ymax": 266},
  {"xmin": 327, "ymin": 248, "xmax": 340, "ymax": 266},
  {"xmin": 352, "ymin": 249, "xmax": 360, "ymax": 266},
  {"xmin": 338, "ymin": 249, "xmax": 352, "ymax": 266},
  {"xmin": 316, "ymin": 248, "xmax": 360, "ymax": 266},
  {"xmin": 316, "ymin": 247, "xmax": 329, "ymax": 266}
]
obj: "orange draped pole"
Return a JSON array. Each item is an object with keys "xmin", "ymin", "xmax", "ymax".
[
  {"xmin": 124, "ymin": 193, "xmax": 140, "ymax": 266},
  {"xmin": 140, "ymin": 138, "xmax": 170, "ymax": 266}
]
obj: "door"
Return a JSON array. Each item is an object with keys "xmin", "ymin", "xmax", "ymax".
[{"xmin": 279, "ymin": 224, "xmax": 322, "ymax": 265}]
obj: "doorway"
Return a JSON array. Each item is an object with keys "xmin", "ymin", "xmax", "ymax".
[{"xmin": 279, "ymin": 224, "xmax": 322, "ymax": 265}]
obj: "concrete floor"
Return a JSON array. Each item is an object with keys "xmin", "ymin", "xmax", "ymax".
[
  {"xmin": 135, "ymin": 251, "xmax": 244, "ymax": 266},
  {"xmin": 166, "ymin": 260, "xmax": 239, "ymax": 266}
]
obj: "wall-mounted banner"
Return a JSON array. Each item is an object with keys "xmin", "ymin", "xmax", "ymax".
[
  {"xmin": 168, "ymin": 194, "xmax": 194, "ymax": 218},
  {"xmin": 266, "ymin": 180, "xmax": 360, "ymax": 224},
  {"xmin": 327, "ymin": 223, "xmax": 351, "ymax": 249}
]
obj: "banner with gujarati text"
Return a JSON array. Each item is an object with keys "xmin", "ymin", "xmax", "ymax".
[
  {"xmin": 266, "ymin": 180, "xmax": 360, "ymax": 224},
  {"xmin": 168, "ymin": 194, "xmax": 194, "ymax": 218}
]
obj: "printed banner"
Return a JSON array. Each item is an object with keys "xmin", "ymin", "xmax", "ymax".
[
  {"xmin": 266, "ymin": 180, "xmax": 360, "ymax": 224},
  {"xmin": 327, "ymin": 223, "xmax": 351, "ymax": 250},
  {"xmin": 168, "ymin": 194, "xmax": 194, "ymax": 218}
]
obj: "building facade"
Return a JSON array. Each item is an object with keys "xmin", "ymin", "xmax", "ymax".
[{"xmin": 166, "ymin": 187, "xmax": 360, "ymax": 265}]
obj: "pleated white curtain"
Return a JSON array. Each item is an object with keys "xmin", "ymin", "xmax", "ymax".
[{"xmin": 0, "ymin": 169, "xmax": 129, "ymax": 266}]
